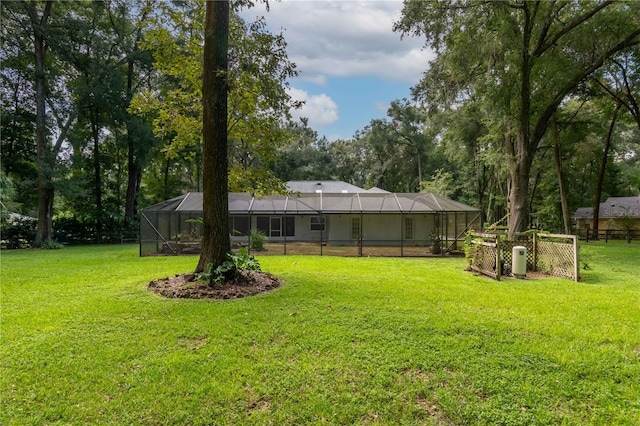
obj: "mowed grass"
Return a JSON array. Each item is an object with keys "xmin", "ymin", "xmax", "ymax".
[{"xmin": 1, "ymin": 242, "xmax": 639, "ymax": 425}]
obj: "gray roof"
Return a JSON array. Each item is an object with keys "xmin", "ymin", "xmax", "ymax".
[
  {"xmin": 143, "ymin": 191, "xmax": 480, "ymax": 214},
  {"xmin": 285, "ymin": 180, "xmax": 367, "ymax": 193},
  {"xmin": 365, "ymin": 186, "xmax": 391, "ymax": 193},
  {"xmin": 573, "ymin": 196, "xmax": 640, "ymax": 219}
]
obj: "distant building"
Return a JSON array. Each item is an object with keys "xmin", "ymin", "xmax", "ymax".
[{"xmin": 573, "ymin": 196, "xmax": 640, "ymax": 232}]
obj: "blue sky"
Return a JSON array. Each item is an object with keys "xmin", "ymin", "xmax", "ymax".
[{"xmin": 240, "ymin": 1, "xmax": 433, "ymax": 141}]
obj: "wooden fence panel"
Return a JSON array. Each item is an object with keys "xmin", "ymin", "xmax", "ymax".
[
  {"xmin": 469, "ymin": 233, "xmax": 500, "ymax": 280},
  {"xmin": 469, "ymin": 232, "xmax": 579, "ymax": 282}
]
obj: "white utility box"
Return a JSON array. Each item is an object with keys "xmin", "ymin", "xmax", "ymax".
[{"xmin": 512, "ymin": 246, "xmax": 527, "ymax": 278}]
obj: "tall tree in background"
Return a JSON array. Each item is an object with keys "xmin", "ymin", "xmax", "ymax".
[
  {"xmin": 592, "ymin": 102, "xmax": 623, "ymax": 239},
  {"xmin": 2, "ymin": 1, "xmax": 82, "ymax": 246},
  {"xmin": 2, "ymin": 1, "xmax": 155, "ymax": 244},
  {"xmin": 0, "ymin": 60, "xmax": 38, "ymax": 213},
  {"xmin": 387, "ymin": 99, "xmax": 435, "ymax": 191},
  {"xmin": 29, "ymin": 1, "xmax": 54, "ymax": 246},
  {"xmin": 550, "ymin": 114, "xmax": 572, "ymax": 234},
  {"xmin": 51, "ymin": 1, "xmax": 156, "ymax": 241},
  {"xmin": 438, "ymin": 99, "xmax": 505, "ymax": 223},
  {"xmin": 269, "ymin": 120, "xmax": 335, "ymax": 182},
  {"xmin": 395, "ymin": 1, "xmax": 640, "ymax": 234},
  {"xmin": 106, "ymin": 0, "xmax": 156, "ymax": 229},
  {"xmin": 197, "ymin": 0, "xmax": 230, "ymax": 273}
]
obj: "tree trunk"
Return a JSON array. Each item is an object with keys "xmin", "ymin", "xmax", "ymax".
[
  {"xmin": 508, "ymin": 4, "xmax": 533, "ymax": 236},
  {"xmin": 475, "ymin": 160, "xmax": 487, "ymax": 226},
  {"xmin": 506, "ymin": 110, "xmax": 534, "ymax": 234},
  {"xmin": 32, "ymin": 1, "xmax": 54, "ymax": 247},
  {"xmin": 416, "ymin": 149, "xmax": 423, "ymax": 191},
  {"xmin": 163, "ymin": 158, "xmax": 170, "ymax": 200},
  {"xmin": 122, "ymin": 7, "xmax": 152, "ymax": 230},
  {"xmin": 551, "ymin": 115, "xmax": 572, "ymax": 234},
  {"xmin": 124, "ymin": 148, "xmax": 141, "ymax": 228},
  {"xmin": 196, "ymin": 0, "xmax": 230, "ymax": 274},
  {"xmin": 124, "ymin": 59, "xmax": 139, "ymax": 229},
  {"xmin": 592, "ymin": 104, "xmax": 621, "ymax": 239},
  {"xmin": 91, "ymin": 108, "xmax": 103, "ymax": 243},
  {"xmin": 507, "ymin": 145, "xmax": 532, "ymax": 235}
]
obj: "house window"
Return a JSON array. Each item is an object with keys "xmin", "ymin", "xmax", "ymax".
[
  {"xmin": 404, "ymin": 217, "xmax": 414, "ymax": 240},
  {"xmin": 257, "ymin": 217, "xmax": 269, "ymax": 235},
  {"xmin": 256, "ymin": 216, "xmax": 294, "ymax": 237},
  {"xmin": 270, "ymin": 217, "xmax": 282, "ymax": 237},
  {"xmin": 351, "ymin": 217, "xmax": 361, "ymax": 240},
  {"xmin": 228, "ymin": 216, "xmax": 249, "ymax": 236},
  {"xmin": 285, "ymin": 217, "xmax": 295, "ymax": 237},
  {"xmin": 310, "ymin": 216, "xmax": 325, "ymax": 231}
]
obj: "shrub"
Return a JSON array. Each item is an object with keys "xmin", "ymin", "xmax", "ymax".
[
  {"xmin": 250, "ymin": 229, "xmax": 266, "ymax": 251},
  {"xmin": 197, "ymin": 247, "xmax": 261, "ymax": 286},
  {"xmin": 41, "ymin": 238, "xmax": 63, "ymax": 249},
  {"xmin": 1, "ymin": 213, "xmax": 37, "ymax": 249}
]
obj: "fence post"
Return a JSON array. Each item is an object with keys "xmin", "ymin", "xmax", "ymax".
[
  {"xmin": 532, "ymin": 232, "xmax": 538, "ymax": 272},
  {"xmin": 496, "ymin": 234, "xmax": 501, "ymax": 281},
  {"xmin": 573, "ymin": 235, "xmax": 579, "ymax": 282}
]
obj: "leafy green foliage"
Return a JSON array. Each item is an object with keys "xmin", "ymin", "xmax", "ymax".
[
  {"xmin": 2, "ymin": 0, "xmax": 158, "ymax": 244},
  {"xmin": 0, "ymin": 169, "xmax": 18, "ymax": 224},
  {"xmin": 0, "ymin": 213, "xmax": 36, "ymax": 249},
  {"xmin": 249, "ymin": 229, "xmax": 266, "ymax": 251},
  {"xmin": 195, "ymin": 262, "xmax": 214, "ymax": 283},
  {"xmin": 131, "ymin": 2, "xmax": 299, "ymax": 195},
  {"xmin": 40, "ymin": 238, "xmax": 63, "ymax": 250},
  {"xmin": 420, "ymin": 169, "xmax": 454, "ymax": 197},
  {"xmin": 228, "ymin": 247, "xmax": 261, "ymax": 272},
  {"xmin": 395, "ymin": 0, "xmax": 640, "ymax": 233},
  {"xmin": 197, "ymin": 247, "xmax": 261, "ymax": 286}
]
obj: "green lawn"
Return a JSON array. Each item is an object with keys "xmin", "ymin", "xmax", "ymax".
[{"xmin": 1, "ymin": 242, "xmax": 639, "ymax": 425}]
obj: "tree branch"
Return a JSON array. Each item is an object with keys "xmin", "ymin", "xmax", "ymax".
[
  {"xmin": 532, "ymin": 0, "xmax": 557, "ymax": 56},
  {"xmin": 595, "ymin": 77, "xmax": 629, "ymax": 109},
  {"xmin": 531, "ymin": 29, "xmax": 640, "ymax": 151},
  {"xmin": 614, "ymin": 58, "xmax": 640, "ymax": 120},
  {"xmin": 533, "ymin": 1, "xmax": 614, "ymax": 57}
]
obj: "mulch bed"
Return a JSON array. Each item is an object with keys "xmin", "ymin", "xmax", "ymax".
[{"xmin": 148, "ymin": 270, "xmax": 284, "ymax": 300}]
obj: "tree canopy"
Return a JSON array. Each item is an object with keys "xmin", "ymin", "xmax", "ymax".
[{"xmin": 395, "ymin": 0, "xmax": 640, "ymax": 233}]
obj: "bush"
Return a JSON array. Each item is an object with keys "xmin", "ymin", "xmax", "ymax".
[
  {"xmin": 1, "ymin": 213, "xmax": 37, "ymax": 249},
  {"xmin": 41, "ymin": 238, "xmax": 63, "ymax": 249},
  {"xmin": 52, "ymin": 215, "xmax": 139, "ymax": 244},
  {"xmin": 250, "ymin": 229, "xmax": 266, "ymax": 251},
  {"xmin": 197, "ymin": 248, "xmax": 262, "ymax": 286}
]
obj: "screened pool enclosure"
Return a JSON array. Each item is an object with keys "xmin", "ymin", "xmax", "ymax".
[{"xmin": 140, "ymin": 192, "xmax": 482, "ymax": 257}]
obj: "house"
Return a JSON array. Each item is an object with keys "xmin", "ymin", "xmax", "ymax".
[
  {"xmin": 140, "ymin": 181, "xmax": 482, "ymax": 256},
  {"xmin": 573, "ymin": 196, "xmax": 640, "ymax": 233}
]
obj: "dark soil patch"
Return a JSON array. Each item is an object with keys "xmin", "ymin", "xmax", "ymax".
[{"xmin": 148, "ymin": 270, "xmax": 283, "ymax": 299}]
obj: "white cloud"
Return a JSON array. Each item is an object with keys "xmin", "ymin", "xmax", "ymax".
[
  {"xmin": 374, "ymin": 101, "xmax": 388, "ymax": 112},
  {"xmin": 241, "ymin": 0, "xmax": 433, "ymax": 85},
  {"xmin": 287, "ymin": 87, "xmax": 339, "ymax": 127}
]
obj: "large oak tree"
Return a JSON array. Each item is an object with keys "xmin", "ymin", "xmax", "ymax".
[{"xmin": 395, "ymin": 0, "xmax": 640, "ymax": 234}]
